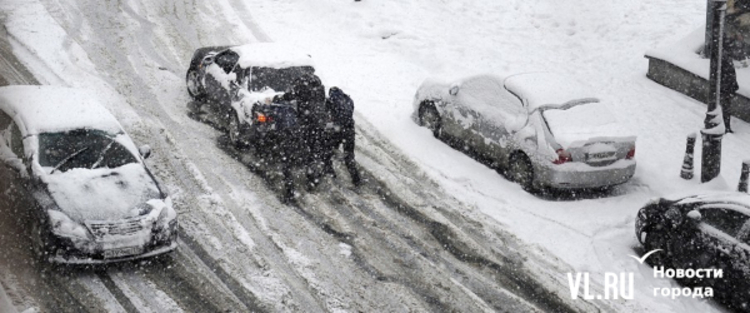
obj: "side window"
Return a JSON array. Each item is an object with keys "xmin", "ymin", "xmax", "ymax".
[
  {"xmin": 700, "ymin": 208, "xmax": 750, "ymax": 237},
  {"xmin": 214, "ymin": 50, "xmax": 239, "ymax": 74},
  {"xmin": 10, "ymin": 123, "xmax": 23, "ymax": 158},
  {"xmin": 460, "ymin": 76, "xmax": 525, "ymax": 119}
]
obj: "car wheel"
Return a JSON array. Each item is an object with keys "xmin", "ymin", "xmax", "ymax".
[
  {"xmin": 643, "ymin": 228, "xmax": 672, "ymax": 268},
  {"xmin": 419, "ymin": 102, "xmax": 442, "ymax": 138},
  {"xmin": 508, "ymin": 152, "xmax": 534, "ymax": 191},
  {"xmin": 227, "ymin": 110, "xmax": 243, "ymax": 147},
  {"xmin": 186, "ymin": 70, "xmax": 204, "ymax": 100}
]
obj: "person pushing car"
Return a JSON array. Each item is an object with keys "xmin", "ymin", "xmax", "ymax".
[{"xmin": 323, "ymin": 87, "xmax": 361, "ymax": 186}]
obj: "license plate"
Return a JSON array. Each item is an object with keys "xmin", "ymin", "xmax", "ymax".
[
  {"xmin": 104, "ymin": 246, "xmax": 143, "ymax": 259},
  {"xmin": 586, "ymin": 152, "xmax": 615, "ymax": 160}
]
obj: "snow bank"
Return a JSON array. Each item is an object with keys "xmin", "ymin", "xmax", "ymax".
[{"xmin": 646, "ymin": 26, "xmax": 750, "ymax": 98}]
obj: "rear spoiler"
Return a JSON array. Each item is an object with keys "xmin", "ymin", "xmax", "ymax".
[{"xmin": 531, "ymin": 97, "xmax": 600, "ymax": 114}]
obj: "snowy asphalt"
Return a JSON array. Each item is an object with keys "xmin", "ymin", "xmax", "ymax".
[{"xmin": 0, "ymin": 1, "xmax": 621, "ymax": 312}]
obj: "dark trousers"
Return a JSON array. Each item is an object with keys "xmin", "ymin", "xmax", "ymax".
[
  {"xmin": 302, "ymin": 125, "xmax": 327, "ymax": 187},
  {"xmin": 721, "ymin": 93, "xmax": 734, "ymax": 130},
  {"xmin": 324, "ymin": 123, "xmax": 360, "ymax": 185}
]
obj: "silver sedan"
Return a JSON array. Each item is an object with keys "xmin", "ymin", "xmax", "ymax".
[{"xmin": 412, "ymin": 72, "xmax": 636, "ymax": 190}]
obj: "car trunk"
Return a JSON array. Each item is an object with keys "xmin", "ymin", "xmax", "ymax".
[{"xmin": 543, "ymin": 101, "xmax": 635, "ymax": 167}]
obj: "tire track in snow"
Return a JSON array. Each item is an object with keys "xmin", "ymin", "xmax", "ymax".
[
  {"xmin": 0, "ymin": 4, "xmax": 286, "ymax": 311},
  {"xmin": 346, "ymin": 121, "xmax": 620, "ymax": 312},
  {"xmin": 23, "ymin": 0, "xmax": 328, "ymax": 310}
]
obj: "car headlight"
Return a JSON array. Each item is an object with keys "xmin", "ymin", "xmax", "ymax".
[
  {"xmin": 150, "ymin": 198, "xmax": 177, "ymax": 229},
  {"xmin": 47, "ymin": 210, "xmax": 90, "ymax": 240},
  {"xmin": 665, "ymin": 207, "xmax": 683, "ymax": 227}
]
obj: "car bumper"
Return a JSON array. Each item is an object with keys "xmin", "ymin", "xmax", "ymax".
[
  {"xmin": 237, "ymin": 122, "xmax": 287, "ymax": 145},
  {"xmin": 46, "ymin": 224, "xmax": 179, "ymax": 264},
  {"xmin": 48, "ymin": 241, "xmax": 178, "ymax": 264},
  {"xmin": 536, "ymin": 159, "xmax": 636, "ymax": 189}
]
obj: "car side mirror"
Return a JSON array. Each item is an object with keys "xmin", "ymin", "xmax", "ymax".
[
  {"xmin": 449, "ymin": 85, "xmax": 459, "ymax": 96},
  {"xmin": 506, "ymin": 115, "xmax": 529, "ymax": 133},
  {"xmin": 202, "ymin": 56, "xmax": 214, "ymax": 68},
  {"xmin": 687, "ymin": 210, "xmax": 702, "ymax": 223},
  {"xmin": 139, "ymin": 145, "xmax": 152, "ymax": 159},
  {"xmin": 5, "ymin": 158, "xmax": 23, "ymax": 172}
]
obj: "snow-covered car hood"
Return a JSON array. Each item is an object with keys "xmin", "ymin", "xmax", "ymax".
[
  {"xmin": 42, "ymin": 163, "xmax": 161, "ymax": 222},
  {"xmin": 543, "ymin": 101, "xmax": 635, "ymax": 148}
]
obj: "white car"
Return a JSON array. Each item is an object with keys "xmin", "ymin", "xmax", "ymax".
[
  {"xmin": 413, "ymin": 72, "xmax": 636, "ymax": 190},
  {"xmin": 0, "ymin": 86, "xmax": 177, "ymax": 264}
]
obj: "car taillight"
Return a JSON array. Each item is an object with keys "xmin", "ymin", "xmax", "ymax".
[
  {"xmin": 552, "ymin": 149, "xmax": 572, "ymax": 164},
  {"xmin": 256, "ymin": 113, "xmax": 270, "ymax": 123},
  {"xmin": 626, "ymin": 146, "xmax": 635, "ymax": 159}
]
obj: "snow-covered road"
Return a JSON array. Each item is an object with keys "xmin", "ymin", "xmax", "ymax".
[
  {"xmin": 0, "ymin": 0, "xmax": 627, "ymax": 312},
  {"xmin": 0, "ymin": 0, "xmax": 748, "ymax": 312}
]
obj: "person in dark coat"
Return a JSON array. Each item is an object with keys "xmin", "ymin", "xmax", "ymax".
[
  {"xmin": 269, "ymin": 95, "xmax": 301, "ymax": 203},
  {"xmin": 287, "ymin": 73, "xmax": 328, "ymax": 188},
  {"xmin": 323, "ymin": 87, "xmax": 361, "ymax": 186},
  {"xmin": 720, "ymin": 45, "xmax": 740, "ymax": 133}
]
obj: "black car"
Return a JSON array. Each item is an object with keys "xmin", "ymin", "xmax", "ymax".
[
  {"xmin": 0, "ymin": 86, "xmax": 178, "ymax": 264},
  {"xmin": 635, "ymin": 191, "xmax": 750, "ymax": 308},
  {"xmin": 185, "ymin": 43, "xmax": 320, "ymax": 149}
]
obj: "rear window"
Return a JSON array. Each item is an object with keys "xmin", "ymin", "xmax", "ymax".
[
  {"xmin": 543, "ymin": 102, "xmax": 618, "ymax": 136},
  {"xmin": 246, "ymin": 66, "xmax": 316, "ymax": 93}
]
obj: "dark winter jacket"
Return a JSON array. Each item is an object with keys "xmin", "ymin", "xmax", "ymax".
[
  {"xmin": 290, "ymin": 73, "xmax": 327, "ymax": 130},
  {"xmin": 326, "ymin": 87, "xmax": 355, "ymax": 128}
]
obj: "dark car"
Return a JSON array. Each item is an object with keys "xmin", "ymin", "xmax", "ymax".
[
  {"xmin": 185, "ymin": 43, "xmax": 320, "ymax": 148},
  {"xmin": 0, "ymin": 86, "xmax": 178, "ymax": 264},
  {"xmin": 635, "ymin": 191, "xmax": 750, "ymax": 308}
]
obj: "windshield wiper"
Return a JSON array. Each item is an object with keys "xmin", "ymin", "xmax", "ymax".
[
  {"xmin": 50, "ymin": 147, "xmax": 89, "ymax": 174},
  {"xmin": 90, "ymin": 139, "xmax": 115, "ymax": 169}
]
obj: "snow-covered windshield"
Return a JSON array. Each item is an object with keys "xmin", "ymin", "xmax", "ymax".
[
  {"xmin": 38, "ymin": 129, "xmax": 138, "ymax": 173},
  {"xmin": 248, "ymin": 66, "xmax": 315, "ymax": 92}
]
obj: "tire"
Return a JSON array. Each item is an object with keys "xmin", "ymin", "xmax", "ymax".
[
  {"xmin": 186, "ymin": 69, "xmax": 204, "ymax": 100},
  {"xmin": 643, "ymin": 228, "xmax": 672, "ymax": 268},
  {"xmin": 508, "ymin": 152, "xmax": 534, "ymax": 191},
  {"xmin": 418, "ymin": 102, "xmax": 442, "ymax": 138},
  {"xmin": 227, "ymin": 110, "xmax": 243, "ymax": 148}
]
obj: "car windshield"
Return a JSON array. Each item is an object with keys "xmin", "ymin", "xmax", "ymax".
[
  {"xmin": 38, "ymin": 129, "xmax": 138, "ymax": 173},
  {"xmin": 247, "ymin": 66, "xmax": 316, "ymax": 92}
]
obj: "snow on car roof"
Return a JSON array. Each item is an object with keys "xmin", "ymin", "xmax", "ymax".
[
  {"xmin": 503, "ymin": 72, "xmax": 596, "ymax": 110},
  {"xmin": 672, "ymin": 191, "xmax": 750, "ymax": 208},
  {"xmin": 0, "ymin": 85, "xmax": 124, "ymax": 136},
  {"xmin": 232, "ymin": 43, "xmax": 315, "ymax": 69}
]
